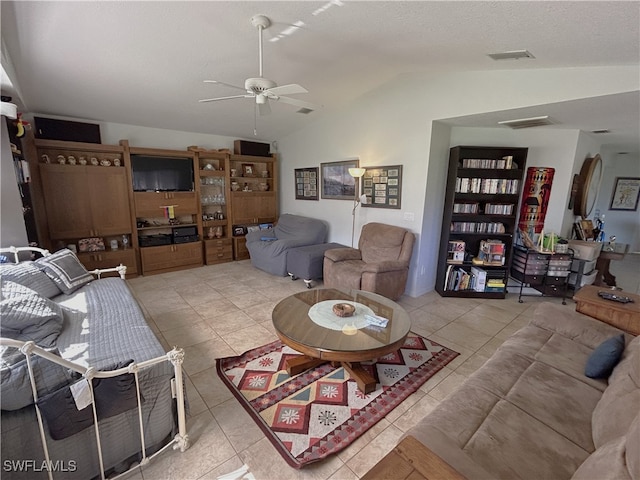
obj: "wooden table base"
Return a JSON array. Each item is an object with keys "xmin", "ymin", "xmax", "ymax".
[{"xmin": 285, "ymin": 356, "xmax": 378, "ymax": 393}]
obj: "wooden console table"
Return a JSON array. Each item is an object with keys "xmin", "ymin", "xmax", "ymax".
[
  {"xmin": 573, "ymin": 285, "xmax": 640, "ymax": 335},
  {"xmin": 362, "ymin": 436, "xmax": 466, "ymax": 480},
  {"xmin": 594, "ymin": 243, "xmax": 629, "ymax": 287}
]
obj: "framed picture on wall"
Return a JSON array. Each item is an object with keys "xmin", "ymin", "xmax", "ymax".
[
  {"xmin": 609, "ymin": 177, "xmax": 640, "ymax": 211},
  {"xmin": 294, "ymin": 167, "xmax": 319, "ymax": 200},
  {"xmin": 360, "ymin": 165, "xmax": 403, "ymax": 209},
  {"xmin": 320, "ymin": 159, "xmax": 359, "ymax": 200}
]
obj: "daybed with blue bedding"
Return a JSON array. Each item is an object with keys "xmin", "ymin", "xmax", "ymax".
[{"xmin": 0, "ymin": 247, "xmax": 188, "ymax": 479}]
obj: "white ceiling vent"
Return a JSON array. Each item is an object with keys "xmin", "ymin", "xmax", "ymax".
[
  {"xmin": 591, "ymin": 129, "xmax": 610, "ymax": 134},
  {"xmin": 488, "ymin": 50, "xmax": 535, "ymax": 61},
  {"xmin": 498, "ymin": 116, "xmax": 554, "ymax": 129},
  {"xmin": 296, "ymin": 107, "xmax": 314, "ymax": 114}
]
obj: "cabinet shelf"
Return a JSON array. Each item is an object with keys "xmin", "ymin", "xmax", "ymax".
[{"xmin": 137, "ymin": 223, "xmax": 197, "ymax": 231}]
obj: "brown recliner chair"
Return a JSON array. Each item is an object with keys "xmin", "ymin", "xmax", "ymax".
[{"xmin": 323, "ymin": 222, "xmax": 415, "ymax": 300}]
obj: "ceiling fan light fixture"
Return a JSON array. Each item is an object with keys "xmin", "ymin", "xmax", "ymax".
[
  {"xmin": 498, "ymin": 115, "xmax": 554, "ymax": 129},
  {"xmin": 487, "ymin": 50, "xmax": 535, "ymax": 61}
]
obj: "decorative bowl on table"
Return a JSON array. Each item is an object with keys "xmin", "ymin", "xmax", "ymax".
[{"xmin": 332, "ymin": 303, "xmax": 355, "ymax": 317}]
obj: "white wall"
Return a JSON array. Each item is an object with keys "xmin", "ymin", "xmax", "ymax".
[
  {"xmin": 278, "ymin": 65, "xmax": 640, "ymax": 297},
  {"xmin": 594, "ymin": 149, "xmax": 640, "ymax": 251},
  {"xmin": 1, "ymin": 119, "xmax": 28, "ymax": 248}
]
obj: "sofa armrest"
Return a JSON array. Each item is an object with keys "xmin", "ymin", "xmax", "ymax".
[
  {"xmin": 361, "ymin": 260, "xmax": 407, "ymax": 273},
  {"xmin": 245, "ymin": 229, "xmax": 270, "ymax": 244},
  {"xmin": 531, "ymin": 302, "xmax": 629, "ymax": 349},
  {"xmin": 324, "ymin": 247, "xmax": 362, "ymax": 262}
]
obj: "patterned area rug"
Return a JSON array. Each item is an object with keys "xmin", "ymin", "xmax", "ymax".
[{"xmin": 216, "ymin": 333, "xmax": 459, "ymax": 468}]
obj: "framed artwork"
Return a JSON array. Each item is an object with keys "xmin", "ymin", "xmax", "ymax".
[
  {"xmin": 321, "ymin": 159, "xmax": 359, "ymax": 200},
  {"xmin": 242, "ymin": 163, "xmax": 254, "ymax": 177},
  {"xmin": 294, "ymin": 167, "xmax": 319, "ymax": 200},
  {"xmin": 360, "ymin": 165, "xmax": 403, "ymax": 209},
  {"xmin": 609, "ymin": 177, "xmax": 640, "ymax": 211}
]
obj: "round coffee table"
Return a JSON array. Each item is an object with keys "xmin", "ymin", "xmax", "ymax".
[{"xmin": 272, "ymin": 288, "xmax": 411, "ymax": 393}]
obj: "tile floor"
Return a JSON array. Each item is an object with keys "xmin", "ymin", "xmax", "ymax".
[{"xmin": 122, "ymin": 256, "xmax": 638, "ymax": 480}]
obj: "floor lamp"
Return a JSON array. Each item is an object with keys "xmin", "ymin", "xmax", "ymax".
[{"xmin": 349, "ymin": 167, "xmax": 366, "ymax": 247}]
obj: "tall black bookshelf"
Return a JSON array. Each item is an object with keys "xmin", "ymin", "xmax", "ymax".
[{"xmin": 436, "ymin": 145, "xmax": 528, "ymax": 298}]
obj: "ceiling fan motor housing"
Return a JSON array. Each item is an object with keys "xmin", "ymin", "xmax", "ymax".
[{"xmin": 245, "ymin": 77, "xmax": 277, "ymax": 94}]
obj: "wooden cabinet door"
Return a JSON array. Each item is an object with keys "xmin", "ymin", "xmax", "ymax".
[
  {"xmin": 231, "ymin": 192, "xmax": 277, "ymax": 224},
  {"xmin": 140, "ymin": 243, "xmax": 202, "ymax": 274},
  {"xmin": 40, "ymin": 164, "xmax": 93, "ymax": 239},
  {"xmin": 88, "ymin": 167, "xmax": 132, "ymax": 236},
  {"xmin": 134, "ymin": 192, "xmax": 198, "ymax": 217},
  {"xmin": 77, "ymin": 249, "xmax": 138, "ymax": 275}
]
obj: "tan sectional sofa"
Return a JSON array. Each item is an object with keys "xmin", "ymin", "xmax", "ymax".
[{"xmin": 405, "ymin": 302, "xmax": 639, "ymax": 479}]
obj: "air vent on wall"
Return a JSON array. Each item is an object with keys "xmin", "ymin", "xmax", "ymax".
[
  {"xmin": 498, "ymin": 116, "xmax": 554, "ymax": 129},
  {"xmin": 487, "ymin": 50, "xmax": 535, "ymax": 61}
]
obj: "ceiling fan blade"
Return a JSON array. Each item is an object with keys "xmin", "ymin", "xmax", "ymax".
[
  {"xmin": 199, "ymin": 94, "xmax": 252, "ymax": 103},
  {"xmin": 274, "ymin": 95, "xmax": 321, "ymax": 111},
  {"xmin": 203, "ymin": 80, "xmax": 246, "ymax": 92},
  {"xmin": 258, "ymin": 100, "xmax": 271, "ymax": 116},
  {"xmin": 265, "ymin": 84, "xmax": 308, "ymax": 96}
]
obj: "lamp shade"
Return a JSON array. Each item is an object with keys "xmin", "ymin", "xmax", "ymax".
[{"xmin": 348, "ymin": 167, "xmax": 366, "ymax": 178}]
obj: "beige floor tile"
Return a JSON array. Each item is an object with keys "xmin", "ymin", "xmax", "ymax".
[
  {"xmin": 327, "ymin": 464, "xmax": 359, "ymax": 480},
  {"xmin": 383, "ymin": 389, "xmax": 426, "ymax": 423},
  {"xmin": 419, "ymin": 299, "xmax": 477, "ymax": 321},
  {"xmin": 344, "ymin": 424, "xmax": 404, "ymax": 478},
  {"xmin": 182, "ymin": 338, "xmax": 236, "ymax": 376},
  {"xmin": 193, "ymin": 297, "xmax": 241, "ymax": 320},
  {"xmin": 226, "ymin": 291, "xmax": 270, "ymax": 310},
  {"xmin": 161, "ymin": 321, "xmax": 218, "ymax": 349},
  {"xmin": 204, "ymin": 310, "xmax": 258, "ymax": 336},
  {"xmin": 189, "ymin": 366, "xmax": 234, "ymax": 409},
  {"xmin": 240, "ymin": 437, "xmax": 344, "ymax": 480},
  {"xmin": 211, "ymin": 398, "xmax": 265, "ymax": 452},
  {"xmin": 453, "ymin": 350, "xmax": 493, "ymax": 378},
  {"xmin": 408, "ymin": 310, "xmax": 451, "ymax": 334},
  {"xmin": 152, "ymin": 307, "xmax": 203, "ymax": 332},
  {"xmin": 198, "ymin": 456, "xmax": 246, "ymax": 480},
  {"xmin": 391, "ymin": 392, "xmax": 441, "ymax": 433},
  {"xmin": 183, "ymin": 375, "xmax": 208, "ymax": 417},
  {"xmin": 220, "ymin": 324, "xmax": 277, "ymax": 355},
  {"xmin": 418, "ymin": 365, "xmax": 454, "ymax": 394},
  {"xmin": 336, "ymin": 418, "xmax": 392, "ymax": 464},
  {"xmin": 176, "ymin": 284, "xmax": 223, "ymax": 307},
  {"xmin": 434, "ymin": 322, "xmax": 492, "ymax": 352},
  {"xmin": 139, "ymin": 411, "xmax": 236, "ymax": 480},
  {"xmin": 454, "ymin": 313, "xmax": 507, "ymax": 337},
  {"xmin": 428, "ymin": 370, "xmax": 469, "ymax": 402}
]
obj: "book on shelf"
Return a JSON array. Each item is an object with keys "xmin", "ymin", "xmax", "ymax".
[
  {"xmin": 460, "ymin": 156, "xmax": 516, "ymax": 170},
  {"xmin": 470, "ymin": 266, "xmax": 487, "ymax": 292},
  {"xmin": 476, "ymin": 239, "xmax": 506, "ymax": 266},
  {"xmin": 447, "ymin": 240, "xmax": 465, "ymax": 263}
]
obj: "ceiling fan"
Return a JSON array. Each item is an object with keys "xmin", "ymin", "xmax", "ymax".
[{"xmin": 199, "ymin": 15, "xmax": 320, "ymax": 122}]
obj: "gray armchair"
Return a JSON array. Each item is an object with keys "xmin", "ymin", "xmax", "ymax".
[
  {"xmin": 323, "ymin": 222, "xmax": 415, "ymax": 300},
  {"xmin": 245, "ymin": 214, "xmax": 328, "ymax": 276}
]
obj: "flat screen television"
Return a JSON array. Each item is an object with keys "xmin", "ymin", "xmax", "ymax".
[{"xmin": 131, "ymin": 155, "xmax": 194, "ymax": 192}]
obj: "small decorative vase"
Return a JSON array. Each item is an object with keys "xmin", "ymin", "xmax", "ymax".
[
  {"xmin": 207, "ymin": 227, "xmax": 215, "ymax": 239},
  {"xmin": 214, "ymin": 226, "xmax": 223, "ymax": 238}
]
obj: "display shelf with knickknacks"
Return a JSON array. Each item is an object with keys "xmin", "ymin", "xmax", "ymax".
[{"xmin": 436, "ymin": 145, "xmax": 528, "ymax": 299}]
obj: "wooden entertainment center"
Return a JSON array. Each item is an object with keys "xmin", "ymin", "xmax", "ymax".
[{"xmin": 23, "ymin": 133, "xmax": 278, "ymax": 276}]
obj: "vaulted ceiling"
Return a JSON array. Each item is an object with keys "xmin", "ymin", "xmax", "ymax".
[{"xmin": 2, "ymin": 1, "xmax": 639, "ymax": 151}]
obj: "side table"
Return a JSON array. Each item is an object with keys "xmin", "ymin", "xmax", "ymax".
[
  {"xmin": 594, "ymin": 243, "xmax": 629, "ymax": 287},
  {"xmin": 573, "ymin": 285, "xmax": 640, "ymax": 335}
]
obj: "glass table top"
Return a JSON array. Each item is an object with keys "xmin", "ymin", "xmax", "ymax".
[{"xmin": 272, "ymin": 288, "xmax": 411, "ymax": 358}]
